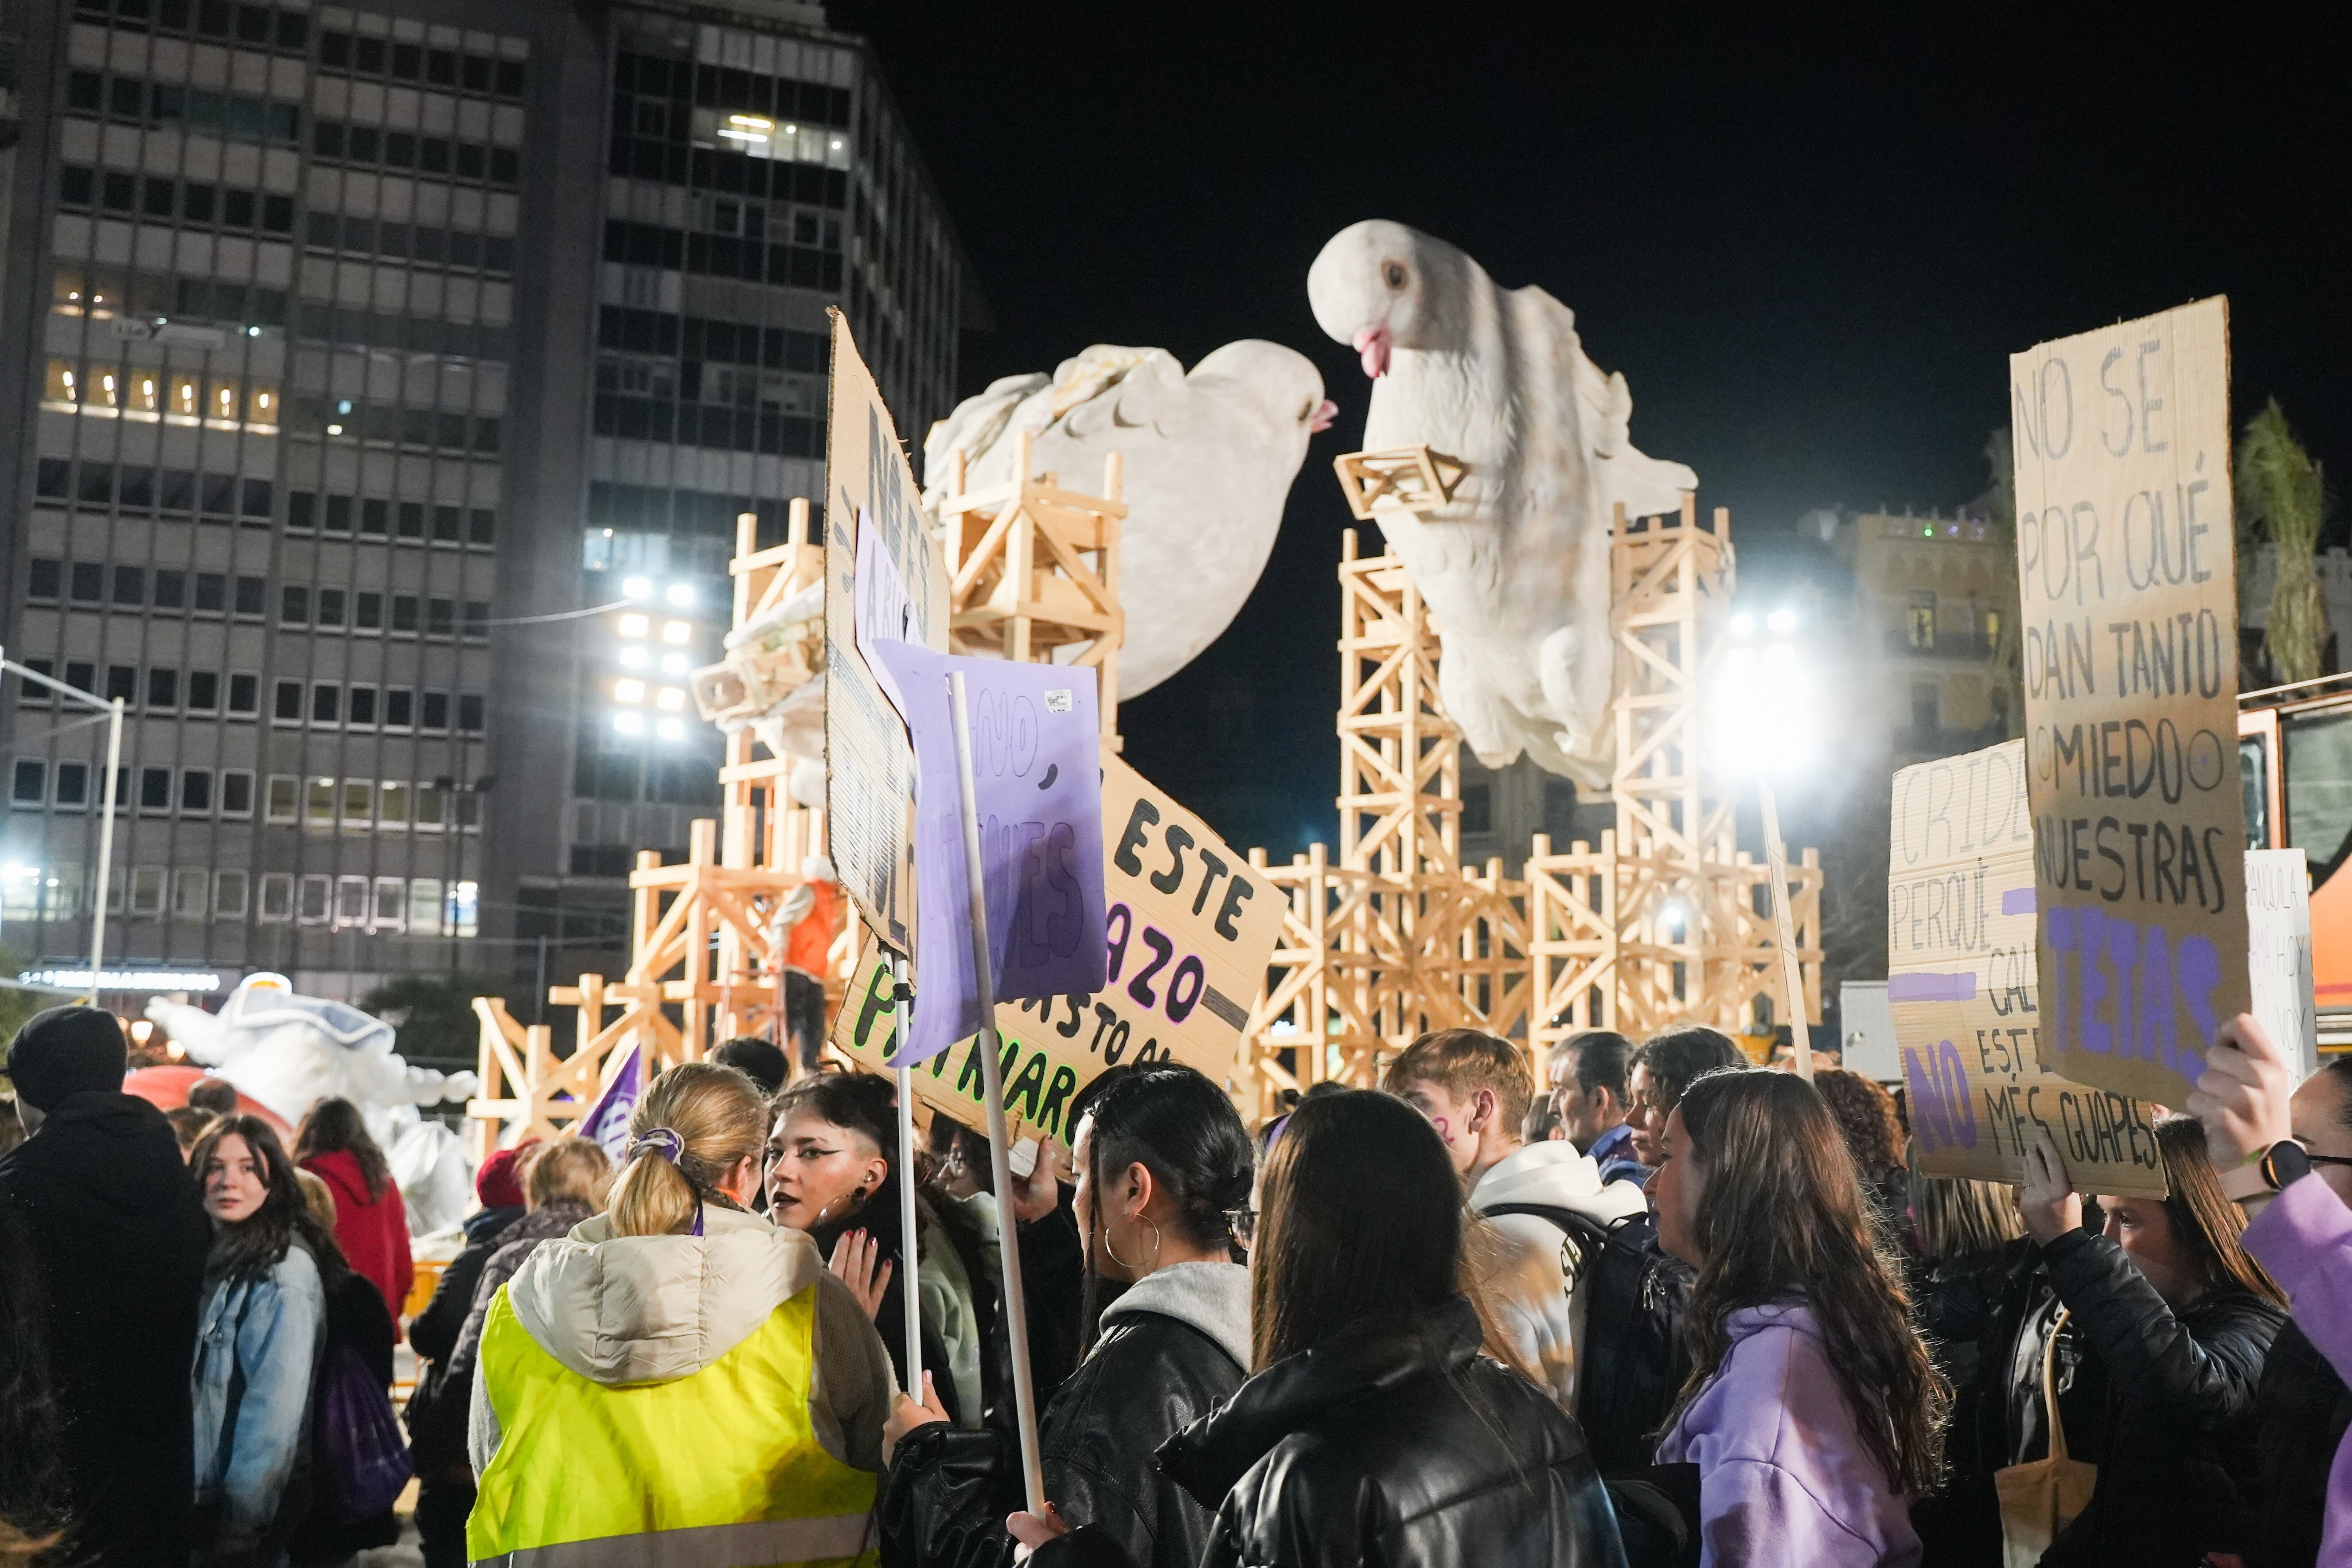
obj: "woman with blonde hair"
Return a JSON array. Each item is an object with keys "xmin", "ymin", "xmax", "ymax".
[{"xmin": 466, "ymin": 1062, "xmax": 897, "ymax": 1566}]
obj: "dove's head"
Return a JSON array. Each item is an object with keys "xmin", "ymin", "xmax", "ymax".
[
  {"xmin": 1307, "ymin": 220, "xmax": 1467, "ymax": 378},
  {"xmin": 1189, "ymin": 340, "xmax": 1336, "ymax": 441}
]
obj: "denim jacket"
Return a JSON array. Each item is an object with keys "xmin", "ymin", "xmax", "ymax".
[{"xmin": 191, "ymin": 1242, "xmax": 326, "ymax": 1534}]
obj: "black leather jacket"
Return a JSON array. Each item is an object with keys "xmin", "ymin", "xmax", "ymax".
[
  {"xmin": 2251, "ymin": 1317, "xmax": 2352, "ymax": 1568},
  {"xmin": 882, "ymin": 1303, "xmax": 1245, "ymax": 1568},
  {"xmin": 2036, "ymin": 1229, "xmax": 2284, "ymax": 1568},
  {"xmin": 1158, "ymin": 1295, "xmax": 1627, "ymax": 1568}
]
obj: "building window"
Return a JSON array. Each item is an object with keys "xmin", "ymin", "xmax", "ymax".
[
  {"xmin": 1459, "ymin": 781, "xmax": 1492, "ymax": 836},
  {"xmin": 274, "ymin": 680, "xmax": 304, "ymax": 722},
  {"xmin": 340, "ymin": 780, "xmax": 373, "ymax": 827},
  {"xmin": 408, "ymin": 877, "xmax": 444, "ymax": 934},
  {"xmin": 147, "ymin": 667, "xmax": 179, "ymax": 709},
  {"xmin": 259, "ymin": 873, "xmax": 295, "ymax": 922},
  {"xmin": 305, "ymin": 777, "xmax": 336, "ymax": 829},
  {"xmin": 54, "ymin": 764, "xmax": 88, "ymax": 807},
  {"xmin": 1911, "ymin": 682, "xmax": 1940, "ymax": 736},
  {"xmin": 266, "ymin": 776, "xmax": 300, "ymax": 823},
  {"xmin": 173, "ymin": 869, "xmax": 209, "ymax": 921},
  {"xmin": 215, "ymin": 870, "xmax": 250, "ymax": 919},
  {"xmin": 139, "ymin": 768, "xmax": 172, "ymax": 812},
  {"xmin": 221, "ymin": 772, "xmax": 255, "ymax": 817},
  {"xmin": 229, "ymin": 673, "xmax": 260, "ymax": 715},
  {"xmin": 335, "ymin": 875, "xmax": 370, "ymax": 928},
  {"xmin": 11, "ymin": 761, "xmax": 44, "ymax": 805},
  {"xmin": 187, "ymin": 671, "xmax": 220, "ymax": 712},
  {"xmin": 106, "ymin": 666, "xmax": 137, "ymax": 703},
  {"xmin": 458, "ymin": 694, "xmax": 486, "ymax": 733},
  {"xmin": 385, "ymin": 688, "xmax": 414, "ymax": 729},
  {"xmin": 347, "ymin": 686, "xmax": 378, "ymax": 727},
  {"xmin": 179, "ymin": 769, "xmax": 213, "ymax": 813},
  {"xmin": 281, "ymin": 586, "xmax": 310, "ymax": 624},
  {"xmin": 372, "ymin": 878, "xmax": 406, "ymax": 930},
  {"xmin": 1907, "ymin": 590, "xmax": 1937, "ymax": 651},
  {"xmin": 312, "ymin": 684, "xmax": 342, "ymax": 725},
  {"xmin": 127, "ymin": 866, "xmax": 167, "ymax": 916},
  {"xmin": 27, "ymin": 559, "xmax": 60, "ymax": 600},
  {"xmin": 297, "ymin": 874, "xmax": 332, "ymax": 924}
]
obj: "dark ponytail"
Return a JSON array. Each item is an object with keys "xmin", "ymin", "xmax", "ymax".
[{"xmin": 1080, "ymin": 1065, "xmax": 1255, "ymax": 1259}]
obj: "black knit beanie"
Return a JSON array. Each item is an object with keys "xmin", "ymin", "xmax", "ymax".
[{"xmin": 5, "ymin": 1006, "xmax": 128, "ymax": 1112}]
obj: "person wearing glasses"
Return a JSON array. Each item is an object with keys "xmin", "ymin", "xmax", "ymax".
[{"xmin": 880, "ymin": 1065, "xmax": 1254, "ymax": 1568}]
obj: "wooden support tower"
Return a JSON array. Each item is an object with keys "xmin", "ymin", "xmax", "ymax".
[
  {"xmin": 470, "ymin": 499, "xmax": 852, "ymax": 1151},
  {"xmin": 1520, "ymin": 497, "xmax": 1823, "ymax": 1088},
  {"xmin": 1235, "ymin": 454, "xmax": 1822, "ymax": 1118},
  {"xmin": 936, "ymin": 433, "xmax": 1127, "ymax": 749}
]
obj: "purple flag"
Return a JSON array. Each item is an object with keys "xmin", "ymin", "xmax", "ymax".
[
  {"xmin": 577, "ymin": 1042, "xmax": 644, "ymax": 1161},
  {"xmin": 871, "ymin": 644, "xmax": 1108, "ymax": 1067}
]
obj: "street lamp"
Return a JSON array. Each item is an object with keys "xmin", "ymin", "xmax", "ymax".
[
  {"xmin": 0, "ymin": 647, "xmax": 127, "ymax": 1003},
  {"xmin": 1703, "ymin": 609, "xmax": 1819, "ymax": 1080}
]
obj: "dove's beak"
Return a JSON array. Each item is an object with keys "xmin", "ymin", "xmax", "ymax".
[
  {"xmin": 1352, "ymin": 326, "xmax": 1392, "ymax": 378},
  {"xmin": 1309, "ymin": 399, "xmax": 1338, "ymax": 434}
]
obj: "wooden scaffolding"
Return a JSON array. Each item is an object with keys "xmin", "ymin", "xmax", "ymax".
[
  {"xmin": 469, "ymin": 500, "xmax": 852, "ymax": 1156},
  {"xmin": 1233, "ymin": 459, "xmax": 1822, "ymax": 1116},
  {"xmin": 470, "ymin": 445, "xmax": 1132, "ymax": 1152},
  {"xmin": 935, "ymin": 433, "xmax": 1126, "ymax": 751}
]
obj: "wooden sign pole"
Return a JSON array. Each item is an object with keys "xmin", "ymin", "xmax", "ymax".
[
  {"xmin": 1758, "ymin": 778, "xmax": 1813, "ymax": 1083},
  {"xmin": 947, "ymin": 668, "xmax": 1046, "ymax": 1514},
  {"xmin": 889, "ymin": 948, "xmax": 922, "ymax": 1398}
]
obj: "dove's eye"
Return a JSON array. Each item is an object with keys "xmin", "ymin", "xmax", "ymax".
[{"xmin": 1383, "ymin": 263, "xmax": 1407, "ymax": 289}]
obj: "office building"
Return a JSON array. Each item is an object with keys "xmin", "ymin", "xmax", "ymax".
[{"xmin": 0, "ymin": 0, "xmax": 975, "ymax": 1007}]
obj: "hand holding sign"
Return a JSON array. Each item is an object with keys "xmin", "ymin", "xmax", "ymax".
[
  {"xmin": 2187, "ymin": 1013, "xmax": 2295, "ymax": 1172},
  {"xmin": 2017, "ymin": 1126, "xmax": 2085, "ymax": 1244}
]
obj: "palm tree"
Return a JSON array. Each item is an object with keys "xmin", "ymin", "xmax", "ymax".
[{"xmin": 2239, "ymin": 400, "xmax": 2332, "ymax": 686}]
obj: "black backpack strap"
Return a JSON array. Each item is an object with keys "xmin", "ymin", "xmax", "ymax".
[{"xmin": 1480, "ymin": 1201, "xmax": 1621, "ymax": 1281}]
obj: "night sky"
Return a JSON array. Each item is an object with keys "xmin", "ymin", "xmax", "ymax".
[{"xmin": 830, "ymin": 1, "xmax": 2346, "ymax": 860}]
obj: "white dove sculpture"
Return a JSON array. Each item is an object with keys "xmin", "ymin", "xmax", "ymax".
[
  {"xmin": 1307, "ymin": 220, "xmax": 1698, "ymax": 786},
  {"xmin": 922, "ymin": 341, "xmax": 1335, "ymax": 696}
]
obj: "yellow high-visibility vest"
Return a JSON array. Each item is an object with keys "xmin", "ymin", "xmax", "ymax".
[{"xmin": 468, "ymin": 1282, "xmax": 878, "ymax": 1568}]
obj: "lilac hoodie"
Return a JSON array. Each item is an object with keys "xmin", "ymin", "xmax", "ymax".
[
  {"xmin": 2243, "ymin": 1176, "xmax": 2352, "ymax": 1568},
  {"xmin": 1655, "ymin": 1299, "xmax": 1920, "ymax": 1568}
]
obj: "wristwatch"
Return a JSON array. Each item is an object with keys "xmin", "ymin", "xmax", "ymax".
[{"xmin": 2221, "ymin": 1140, "xmax": 2311, "ymax": 1201}]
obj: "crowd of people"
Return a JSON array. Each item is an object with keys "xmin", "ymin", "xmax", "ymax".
[{"xmin": 1, "ymin": 997, "xmax": 2348, "ymax": 1568}]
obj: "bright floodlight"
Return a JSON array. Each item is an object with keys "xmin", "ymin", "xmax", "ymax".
[
  {"xmin": 1729, "ymin": 612, "xmax": 1755, "ymax": 637},
  {"xmin": 659, "ymin": 652, "xmax": 688, "ymax": 675},
  {"xmin": 660, "ymin": 620, "xmax": 691, "ymax": 645},
  {"xmin": 665, "ymin": 583, "xmax": 694, "ymax": 607},
  {"xmin": 614, "ymin": 679, "xmax": 646, "ymax": 704},
  {"xmin": 618, "ymin": 613, "xmax": 650, "ymax": 639},
  {"xmin": 622, "ymin": 576, "xmax": 654, "ymax": 601},
  {"xmin": 1766, "ymin": 608, "xmax": 1797, "ymax": 633},
  {"xmin": 655, "ymin": 686, "xmax": 685, "ymax": 711},
  {"xmin": 1707, "ymin": 638, "xmax": 1818, "ymax": 778},
  {"xmin": 618, "ymin": 646, "xmax": 649, "ymax": 668},
  {"xmin": 612, "ymin": 712, "xmax": 645, "ymax": 736},
  {"xmin": 655, "ymin": 718, "xmax": 684, "ymax": 740}
]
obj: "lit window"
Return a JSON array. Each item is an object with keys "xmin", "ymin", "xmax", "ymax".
[
  {"xmin": 655, "ymin": 686, "xmax": 685, "ymax": 711},
  {"xmin": 614, "ymin": 679, "xmax": 646, "ymax": 704},
  {"xmin": 659, "ymin": 652, "xmax": 688, "ymax": 675},
  {"xmin": 655, "ymin": 718, "xmax": 684, "ymax": 740},
  {"xmin": 618, "ymin": 646, "xmax": 649, "ymax": 668},
  {"xmin": 613, "ymin": 712, "xmax": 645, "ymax": 735},
  {"xmin": 618, "ymin": 613, "xmax": 650, "ymax": 639},
  {"xmin": 660, "ymin": 621, "xmax": 690, "ymax": 645}
]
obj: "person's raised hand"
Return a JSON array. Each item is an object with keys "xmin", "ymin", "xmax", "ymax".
[
  {"xmin": 2189, "ymin": 1014, "xmax": 2295, "ymax": 1170},
  {"xmin": 1012, "ymin": 1138, "xmax": 1066, "ymax": 1225},
  {"xmin": 2019, "ymin": 1125, "xmax": 2083, "ymax": 1245},
  {"xmin": 881, "ymin": 1372, "xmax": 951, "ymax": 1467},
  {"xmin": 1007, "ymin": 1501, "xmax": 1071, "ymax": 1562},
  {"xmin": 827, "ymin": 1229, "xmax": 892, "ymax": 1321}
]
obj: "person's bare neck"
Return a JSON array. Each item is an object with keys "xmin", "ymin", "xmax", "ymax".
[{"xmin": 1466, "ymin": 1134, "xmax": 1525, "ymax": 1190}]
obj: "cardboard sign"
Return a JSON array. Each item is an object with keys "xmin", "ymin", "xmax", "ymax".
[
  {"xmin": 830, "ymin": 754, "xmax": 1284, "ymax": 1147},
  {"xmin": 1889, "ymin": 741, "xmax": 2167, "ymax": 1197},
  {"xmin": 871, "ymin": 644, "xmax": 1109, "ymax": 1067},
  {"xmin": 824, "ymin": 312, "xmax": 949, "ymax": 950},
  {"xmin": 2247, "ymin": 848, "xmax": 2318, "ymax": 1080},
  {"xmin": 2010, "ymin": 297, "xmax": 2247, "ymax": 1107}
]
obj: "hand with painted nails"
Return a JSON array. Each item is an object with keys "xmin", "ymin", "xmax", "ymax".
[{"xmin": 827, "ymin": 1227, "xmax": 893, "ymax": 1320}]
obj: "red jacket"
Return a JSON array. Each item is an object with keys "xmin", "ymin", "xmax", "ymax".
[{"xmin": 301, "ymin": 1148, "xmax": 413, "ymax": 1333}]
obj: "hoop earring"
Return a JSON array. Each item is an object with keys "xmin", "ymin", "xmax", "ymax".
[{"xmin": 1103, "ymin": 1215, "xmax": 1161, "ymax": 1273}]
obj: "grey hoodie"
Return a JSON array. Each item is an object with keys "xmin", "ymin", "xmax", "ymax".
[
  {"xmin": 467, "ymin": 1203, "xmax": 896, "ymax": 1474},
  {"xmin": 1099, "ymin": 1259, "xmax": 1252, "ymax": 1369}
]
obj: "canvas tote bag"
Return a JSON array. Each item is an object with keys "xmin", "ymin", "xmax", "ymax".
[{"xmin": 1995, "ymin": 1307, "xmax": 2098, "ymax": 1567}]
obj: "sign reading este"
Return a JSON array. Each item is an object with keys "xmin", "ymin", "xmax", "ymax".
[
  {"xmin": 2011, "ymin": 296, "xmax": 2247, "ymax": 1107},
  {"xmin": 831, "ymin": 755, "xmax": 1283, "ymax": 1148},
  {"xmin": 823, "ymin": 311, "xmax": 949, "ymax": 950},
  {"xmin": 1890, "ymin": 741, "xmax": 2166, "ymax": 1198}
]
